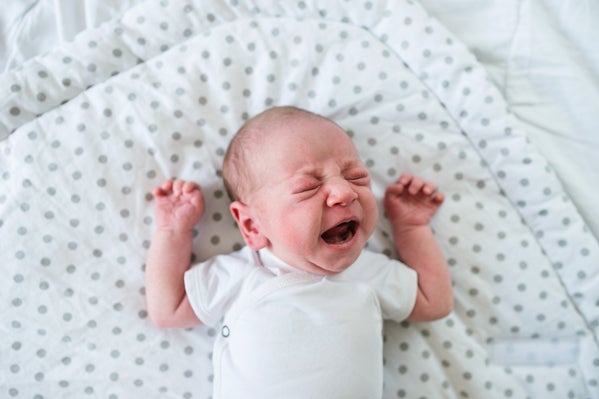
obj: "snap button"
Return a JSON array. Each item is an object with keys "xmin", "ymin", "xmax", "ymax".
[{"xmin": 221, "ymin": 325, "xmax": 230, "ymax": 338}]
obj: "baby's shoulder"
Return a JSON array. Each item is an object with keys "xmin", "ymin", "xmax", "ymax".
[
  {"xmin": 197, "ymin": 246, "xmax": 255, "ymax": 267},
  {"xmin": 354, "ymin": 248, "xmax": 397, "ymax": 266},
  {"xmin": 188, "ymin": 246, "xmax": 257, "ymax": 284}
]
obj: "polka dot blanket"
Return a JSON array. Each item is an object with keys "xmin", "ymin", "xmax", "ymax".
[{"xmin": 1, "ymin": 1, "xmax": 598, "ymax": 398}]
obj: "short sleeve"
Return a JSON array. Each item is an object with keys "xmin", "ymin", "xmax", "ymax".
[
  {"xmin": 184, "ymin": 246, "xmax": 255, "ymax": 326},
  {"xmin": 333, "ymin": 249, "xmax": 418, "ymax": 322}
]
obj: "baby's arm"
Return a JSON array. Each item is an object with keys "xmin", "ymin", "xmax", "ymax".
[
  {"xmin": 145, "ymin": 179, "xmax": 203, "ymax": 328},
  {"xmin": 384, "ymin": 173, "xmax": 453, "ymax": 321}
]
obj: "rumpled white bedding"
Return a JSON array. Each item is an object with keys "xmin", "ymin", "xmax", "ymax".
[
  {"xmin": 1, "ymin": 1, "xmax": 598, "ymax": 398},
  {"xmin": 420, "ymin": 0, "xmax": 599, "ymax": 245},
  {"xmin": 0, "ymin": 0, "xmax": 144, "ymax": 73},
  {"xmin": 3, "ymin": 0, "xmax": 598, "ymax": 239}
]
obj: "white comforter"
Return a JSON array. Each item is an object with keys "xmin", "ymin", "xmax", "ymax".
[
  {"xmin": 1, "ymin": 1, "xmax": 598, "ymax": 398},
  {"xmin": 3, "ymin": 0, "xmax": 598, "ymax": 238}
]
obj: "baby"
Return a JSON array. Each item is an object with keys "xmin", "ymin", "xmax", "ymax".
[{"xmin": 145, "ymin": 106, "xmax": 453, "ymax": 398}]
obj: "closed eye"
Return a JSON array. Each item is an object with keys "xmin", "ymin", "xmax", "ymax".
[
  {"xmin": 291, "ymin": 178, "xmax": 322, "ymax": 195},
  {"xmin": 296, "ymin": 185, "xmax": 320, "ymax": 193},
  {"xmin": 345, "ymin": 170, "xmax": 370, "ymax": 186}
]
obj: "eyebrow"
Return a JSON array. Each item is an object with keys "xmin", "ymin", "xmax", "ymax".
[{"xmin": 295, "ymin": 159, "xmax": 365, "ymax": 178}]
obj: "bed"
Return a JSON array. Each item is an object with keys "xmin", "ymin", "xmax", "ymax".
[{"xmin": 2, "ymin": 0, "xmax": 598, "ymax": 398}]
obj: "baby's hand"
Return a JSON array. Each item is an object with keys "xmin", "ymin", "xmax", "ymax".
[
  {"xmin": 153, "ymin": 179, "xmax": 205, "ymax": 232},
  {"xmin": 384, "ymin": 173, "xmax": 444, "ymax": 228}
]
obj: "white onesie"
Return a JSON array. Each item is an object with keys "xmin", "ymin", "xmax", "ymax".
[{"xmin": 184, "ymin": 246, "xmax": 417, "ymax": 399}]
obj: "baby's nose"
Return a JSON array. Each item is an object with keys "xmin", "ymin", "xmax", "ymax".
[{"xmin": 325, "ymin": 178, "xmax": 358, "ymax": 207}]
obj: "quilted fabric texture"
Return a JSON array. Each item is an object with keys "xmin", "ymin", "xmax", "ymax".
[{"xmin": 1, "ymin": 1, "xmax": 598, "ymax": 398}]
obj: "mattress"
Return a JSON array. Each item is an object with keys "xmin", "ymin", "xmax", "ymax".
[{"xmin": 1, "ymin": 0, "xmax": 598, "ymax": 398}]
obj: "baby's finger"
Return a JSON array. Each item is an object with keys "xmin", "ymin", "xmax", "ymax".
[
  {"xmin": 191, "ymin": 189, "xmax": 205, "ymax": 208},
  {"xmin": 422, "ymin": 182, "xmax": 437, "ymax": 196},
  {"xmin": 432, "ymin": 192, "xmax": 445, "ymax": 204},
  {"xmin": 183, "ymin": 181, "xmax": 199, "ymax": 193},
  {"xmin": 172, "ymin": 179, "xmax": 185, "ymax": 195},
  {"xmin": 385, "ymin": 183, "xmax": 404, "ymax": 197},
  {"xmin": 154, "ymin": 180, "xmax": 173, "ymax": 197},
  {"xmin": 408, "ymin": 177, "xmax": 424, "ymax": 195},
  {"xmin": 397, "ymin": 173, "xmax": 412, "ymax": 187},
  {"xmin": 161, "ymin": 179, "xmax": 174, "ymax": 192}
]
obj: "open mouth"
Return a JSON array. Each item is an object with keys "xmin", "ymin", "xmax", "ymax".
[{"xmin": 321, "ymin": 221, "xmax": 358, "ymax": 245}]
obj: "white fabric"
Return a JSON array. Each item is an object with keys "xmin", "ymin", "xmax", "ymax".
[
  {"xmin": 2, "ymin": 1, "xmax": 599, "ymax": 398},
  {"xmin": 3, "ymin": 0, "xmax": 596, "ymax": 235},
  {"xmin": 215, "ymin": 272, "xmax": 383, "ymax": 399},
  {"xmin": 185, "ymin": 247, "xmax": 418, "ymax": 326},
  {"xmin": 0, "ymin": 0, "xmax": 146, "ymax": 72},
  {"xmin": 185, "ymin": 247, "xmax": 417, "ymax": 398},
  {"xmin": 420, "ymin": 0, "xmax": 599, "ymax": 239}
]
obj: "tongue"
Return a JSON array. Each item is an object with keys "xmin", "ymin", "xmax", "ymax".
[{"xmin": 321, "ymin": 222, "xmax": 354, "ymax": 244}]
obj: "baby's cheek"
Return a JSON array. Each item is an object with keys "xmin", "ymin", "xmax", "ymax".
[
  {"xmin": 362, "ymin": 213, "xmax": 378, "ymax": 238},
  {"xmin": 363, "ymin": 195, "xmax": 379, "ymax": 222}
]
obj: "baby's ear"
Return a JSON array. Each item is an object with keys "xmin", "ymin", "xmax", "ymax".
[{"xmin": 229, "ymin": 201, "xmax": 269, "ymax": 250}]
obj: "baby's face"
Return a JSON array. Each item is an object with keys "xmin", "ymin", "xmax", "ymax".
[{"xmin": 246, "ymin": 117, "xmax": 378, "ymax": 275}]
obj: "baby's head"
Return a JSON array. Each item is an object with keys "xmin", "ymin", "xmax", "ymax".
[
  {"xmin": 223, "ymin": 106, "xmax": 316, "ymax": 202},
  {"xmin": 223, "ymin": 106, "xmax": 379, "ymax": 275}
]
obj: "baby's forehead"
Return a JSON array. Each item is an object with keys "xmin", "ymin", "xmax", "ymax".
[
  {"xmin": 270, "ymin": 131, "xmax": 362, "ymax": 168},
  {"xmin": 241, "ymin": 110, "xmax": 358, "ymax": 162}
]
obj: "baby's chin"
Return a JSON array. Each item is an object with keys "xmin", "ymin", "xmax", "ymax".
[
  {"xmin": 313, "ymin": 242, "xmax": 365, "ymax": 275},
  {"xmin": 271, "ymin": 230, "xmax": 368, "ymax": 275},
  {"xmin": 286, "ymin": 250, "xmax": 356, "ymax": 276}
]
